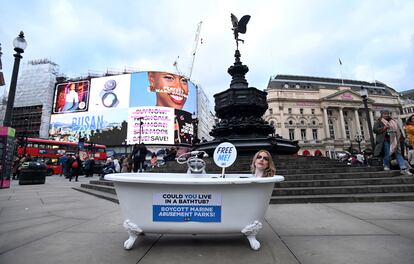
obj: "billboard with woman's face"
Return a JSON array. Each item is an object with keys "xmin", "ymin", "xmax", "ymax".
[{"xmin": 49, "ymin": 71, "xmax": 197, "ymax": 146}]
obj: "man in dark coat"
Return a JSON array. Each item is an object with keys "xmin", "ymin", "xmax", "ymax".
[{"xmin": 131, "ymin": 143, "xmax": 147, "ymax": 172}]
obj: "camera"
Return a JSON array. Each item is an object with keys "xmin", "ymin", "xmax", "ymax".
[{"xmin": 99, "ymin": 79, "xmax": 119, "ymax": 108}]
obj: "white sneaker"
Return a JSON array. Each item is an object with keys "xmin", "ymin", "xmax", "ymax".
[
  {"xmin": 400, "ymin": 169, "xmax": 413, "ymax": 176},
  {"xmin": 383, "ymin": 166, "xmax": 390, "ymax": 171}
]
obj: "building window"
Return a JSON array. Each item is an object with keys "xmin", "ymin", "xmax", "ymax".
[
  {"xmin": 312, "ymin": 129, "xmax": 318, "ymax": 140},
  {"xmin": 311, "ymin": 109, "xmax": 315, "ymax": 115},
  {"xmin": 289, "ymin": 129, "xmax": 295, "ymax": 140},
  {"xmin": 328, "ymin": 119, "xmax": 335, "ymax": 139},
  {"xmin": 269, "ymin": 108, "xmax": 273, "ymax": 115},
  {"xmin": 300, "ymin": 108, "xmax": 304, "ymax": 115},
  {"xmin": 327, "ymin": 110, "xmax": 332, "ymax": 116},
  {"xmin": 288, "ymin": 108, "xmax": 292, "ymax": 114},
  {"xmin": 289, "ymin": 120, "xmax": 293, "ymax": 125},
  {"xmin": 301, "ymin": 129, "xmax": 306, "ymax": 141},
  {"xmin": 345, "ymin": 120, "xmax": 350, "ymax": 139},
  {"xmin": 300, "ymin": 120, "xmax": 305, "ymax": 125}
]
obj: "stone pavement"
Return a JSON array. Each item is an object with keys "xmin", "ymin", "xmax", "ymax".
[{"xmin": 0, "ymin": 175, "xmax": 414, "ymax": 264}]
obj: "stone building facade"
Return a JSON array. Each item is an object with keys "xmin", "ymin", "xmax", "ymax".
[{"xmin": 264, "ymin": 75, "xmax": 403, "ymax": 157}]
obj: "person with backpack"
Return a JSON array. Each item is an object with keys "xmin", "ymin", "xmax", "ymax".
[{"xmin": 69, "ymin": 154, "xmax": 82, "ymax": 182}]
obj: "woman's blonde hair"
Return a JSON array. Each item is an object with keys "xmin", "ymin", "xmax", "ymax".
[{"xmin": 250, "ymin": 150, "xmax": 276, "ymax": 177}]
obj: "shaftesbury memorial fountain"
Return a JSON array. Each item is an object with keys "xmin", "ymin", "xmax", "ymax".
[{"xmin": 197, "ymin": 14, "xmax": 299, "ymax": 156}]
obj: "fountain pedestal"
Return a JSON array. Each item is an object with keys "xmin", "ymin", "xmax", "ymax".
[{"xmin": 196, "ymin": 50, "xmax": 299, "ymax": 156}]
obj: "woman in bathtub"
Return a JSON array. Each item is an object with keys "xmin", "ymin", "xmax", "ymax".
[{"xmin": 251, "ymin": 150, "xmax": 276, "ymax": 177}]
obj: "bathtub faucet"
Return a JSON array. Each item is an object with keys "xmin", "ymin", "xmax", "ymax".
[{"xmin": 176, "ymin": 151, "xmax": 208, "ymax": 174}]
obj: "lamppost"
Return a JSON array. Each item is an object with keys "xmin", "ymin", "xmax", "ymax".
[
  {"xmin": 360, "ymin": 86, "xmax": 375, "ymax": 151},
  {"xmin": 354, "ymin": 133, "xmax": 363, "ymax": 153},
  {"xmin": 192, "ymin": 112, "xmax": 199, "ymax": 145},
  {"xmin": 3, "ymin": 31, "xmax": 27, "ymax": 127},
  {"xmin": 122, "ymin": 139, "xmax": 128, "ymax": 155},
  {"xmin": 137, "ymin": 117, "xmax": 144, "ymax": 144}
]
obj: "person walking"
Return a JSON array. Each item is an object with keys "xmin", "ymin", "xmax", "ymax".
[
  {"xmin": 373, "ymin": 110, "xmax": 412, "ymax": 175},
  {"xmin": 69, "ymin": 154, "xmax": 82, "ymax": 182},
  {"xmin": 58, "ymin": 154, "xmax": 68, "ymax": 177}
]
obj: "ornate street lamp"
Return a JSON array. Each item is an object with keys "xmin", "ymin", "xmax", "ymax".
[
  {"xmin": 354, "ymin": 133, "xmax": 363, "ymax": 153},
  {"xmin": 122, "ymin": 139, "xmax": 128, "ymax": 155},
  {"xmin": 3, "ymin": 31, "xmax": 27, "ymax": 127},
  {"xmin": 360, "ymin": 86, "xmax": 375, "ymax": 151}
]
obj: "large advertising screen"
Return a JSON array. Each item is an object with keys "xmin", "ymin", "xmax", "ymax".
[
  {"xmin": 49, "ymin": 71, "xmax": 197, "ymax": 146},
  {"xmin": 52, "ymin": 80, "xmax": 90, "ymax": 114}
]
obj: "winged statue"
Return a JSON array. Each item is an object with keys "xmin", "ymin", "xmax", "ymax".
[{"xmin": 231, "ymin": 13, "xmax": 251, "ymax": 49}]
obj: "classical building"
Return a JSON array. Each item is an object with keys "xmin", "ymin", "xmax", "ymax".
[
  {"xmin": 399, "ymin": 90, "xmax": 414, "ymax": 123},
  {"xmin": 264, "ymin": 75, "xmax": 403, "ymax": 157}
]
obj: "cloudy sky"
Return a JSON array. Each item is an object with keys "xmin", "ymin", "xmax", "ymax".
[{"xmin": 1, "ymin": 0, "xmax": 414, "ymax": 103}]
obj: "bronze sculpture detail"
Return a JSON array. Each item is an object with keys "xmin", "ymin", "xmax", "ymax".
[{"xmin": 231, "ymin": 13, "xmax": 251, "ymax": 49}]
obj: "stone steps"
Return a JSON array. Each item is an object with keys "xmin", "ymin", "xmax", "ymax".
[
  {"xmin": 72, "ymin": 186, "xmax": 118, "ymax": 204},
  {"xmin": 150, "ymin": 165, "xmax": 383, "ymax": 175},
  {"xmin": 273, "ymin": 183, "xmax": 414, "ymax": 196},
  {"xmin": 79, "ymin": 182, "xmax": 116, "ymax": 194},
  {"xmin": 282, "ymin": 170, "xmax": 399, "ymax": 180},
  {"xmin": 270, "ymin": 192, "xmax": 414, "ymax": 203},
  {"xmin": 277, "ymin": 174, "xmax": 413, "ymax": 188}
]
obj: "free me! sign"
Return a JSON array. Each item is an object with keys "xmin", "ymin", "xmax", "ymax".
[{"xmin": 153, "ymin": 193, "xmax": 221, "ymax": 222}]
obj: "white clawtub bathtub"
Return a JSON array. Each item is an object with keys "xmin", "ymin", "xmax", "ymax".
[{"xmin": 105, "ymin": 173, "xmax": 284, "ymax": 250}]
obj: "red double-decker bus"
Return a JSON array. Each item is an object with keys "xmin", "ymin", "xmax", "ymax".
[{"xmin": 16, "ymin": 138, "xmax": 107, "ymax": 175}]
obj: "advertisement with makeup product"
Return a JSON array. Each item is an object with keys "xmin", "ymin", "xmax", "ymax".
[{"xmin": 49, "ymin": 71, "xmax": 197, "ymax": 146}]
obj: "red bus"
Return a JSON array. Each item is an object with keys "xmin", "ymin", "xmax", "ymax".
[{"xmin": 17, "ymin": 138, "xmax": 107, "ymax": 175}]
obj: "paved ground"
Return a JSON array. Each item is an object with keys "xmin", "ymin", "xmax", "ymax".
[{"xmin": 1, "ymin": 175, "xmax": 414, "ymax": 264}]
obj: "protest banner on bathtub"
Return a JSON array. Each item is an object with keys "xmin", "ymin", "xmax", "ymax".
[{"xmin": 152, "ymin": 192, "xmax": 222, "ymax": 222}]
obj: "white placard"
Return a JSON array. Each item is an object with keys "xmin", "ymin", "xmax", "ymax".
[{"xmin": 213, "ymin": 142, "xmax": 237, "ymax": 168}]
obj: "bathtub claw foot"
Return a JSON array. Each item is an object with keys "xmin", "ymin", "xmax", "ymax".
[
  {"xmin": 241, "ymin": 221, "xmax": 263, "ymax": 250},
  {"xmin": 123, "ymin": 219, "xmax": 143, "ymax": 250}
]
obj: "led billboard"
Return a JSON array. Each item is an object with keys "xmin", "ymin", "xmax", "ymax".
[
  {"xmin": 49, "ymin": 71, "xmax": 197, "ymax": 146},
  {"xmin": 52, "ymin": 80, "xmax": 90, "ymax": 114}
]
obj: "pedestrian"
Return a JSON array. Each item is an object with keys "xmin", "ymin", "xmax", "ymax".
[
  {"xmin": 404, "ymin": 114, "xmax": 414, "ymax": 149},
  {"xmin": 121, "ymin": 157, "xmax": 130, "ymax": 172},
  {"xmin": 373, "ymin": 109, "xmax": 412, "ymax": 175},
  {"xmin": 131, "ymin": 143, "xmax": 147, "ymax": 172},
  {"xmin": 150, "ymin": 152, "xmax": 157, "ymax": 168},
  {"xmin": 58, "ymin": 154, "xmax": 68, "ymax": 177},
  {"xmin": 65, "ymin": 154, "xmax": 74, "ymax": 178},
  {"xmin": 101, "ymin": 157, "xmax": 115, "ymax": 179},
  {"xmin": 69, "ymin": 154, "xmax": 82, "ymax": 182},
  {"xmin": 12, "ymin": 156, "xmax": 20, "ymax": 180},
  {"xmin": 113, "ymin": 157, "xmax": 121, "ymax": 173},
  {"xmin": 83, "ymin": 156, "xmax": 95, "ymax": 177}
]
